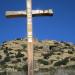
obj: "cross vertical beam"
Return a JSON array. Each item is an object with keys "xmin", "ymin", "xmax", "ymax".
[
  {"xmin": 5, "ymin": 0, "xmax": 53, "ymax": 75},
  {"xmin": 26, "ymin": 0, "xmax": 33, "ymax": 75}
]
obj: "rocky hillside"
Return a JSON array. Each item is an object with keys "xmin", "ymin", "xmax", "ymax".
[{"xmin": 0, "ymin": 38, "xmax": 75, "ymax": 72}]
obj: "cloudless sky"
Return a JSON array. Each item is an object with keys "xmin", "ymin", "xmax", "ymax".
[{"xmin": 0, "ymin": 0, "xmax": 75, "ymax": 43}]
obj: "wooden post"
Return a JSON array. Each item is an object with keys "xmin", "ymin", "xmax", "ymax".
[
  {"xmin": 5, "ymin": 0, "xmax": 53, "ymax": 75},
  {"xmin": 27, "ymin": 0, "xmax": 34, "ymax": 75}
]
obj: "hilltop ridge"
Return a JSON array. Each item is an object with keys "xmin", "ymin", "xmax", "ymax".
[{"xmin": 0, "ymin": 38, "xmax": 75, "ymax": 72}]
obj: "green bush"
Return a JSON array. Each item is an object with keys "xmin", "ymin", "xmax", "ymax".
[
  {"xmin": 23, "ymin": 57, "xmax": 27, "ymax": 61},
  {"xmin": 49, "ymin": 46, "xmax": 56, "ymax": 50},
  {"xmin": 16, "ymin": 51, "xmax": 24, "ymax": 58},
  {"xmin": 54, "ymin": 58, "xmax": 69, "ymax": 66},
  {"xmin": 4, "ymin": 49, "xmax": 8, "ymax": 54},
  {"xmin": 34, "ymin": 45, "xmax": 38, "ymax": 50},
  {"xmin": 49, "ymin": 51, "xmax": 54, "ymax": 56},
  {"xmin": 38, "ymin": 46, "xmax": 43, "ymax": 49},
  {"xmin": 4, "ymin": 56, "xmax": 10, "ymax": 62},
  {"xmin": 16, "ymin": 38, "xmax": 21, "ymax": 40},
  {"xmin": 17, "ymin": 59, "xmax": 21, "ymax": 62},
  {"xmin": 68, "ymin": 50, "xmax": 73, "ymax": 54},
  {"xmin": 0, "ymin": 55, "xmax": 2, "ymax": 59},
  {"xmin": 57, "ymin": 53, "xmax": 61, "ymax": 55},
  {"xmin": 38, "ymin": 59, "xmax": 49, "ymax": 65},
  {"xmin": 71, "ymin": 57, "xmax": 75, "ymax": 61},
  {"xmin": 42, "ymin": 53, "xmax": 50, "ymax": 59},
  {"xmin": 21, "ymin": 44, "xmax": 27, "ymax": 49},
  {"xmin": 22, "ymin": 64, "xmax": 28, "ymax": 71}
]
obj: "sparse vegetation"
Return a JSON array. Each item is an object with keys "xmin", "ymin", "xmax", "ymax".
[{"xmin": 0, "ymin": 38, "xmax": 75, "ymax": 72}]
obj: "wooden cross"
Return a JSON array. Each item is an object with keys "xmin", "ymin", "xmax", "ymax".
[{"xmin": 5, "ymin": 0, "xmax": 53, "ymax": 75}]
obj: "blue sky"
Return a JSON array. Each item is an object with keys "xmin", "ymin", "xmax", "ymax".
[{"xmin": 0, "ymin": 0, "xmax": 75, "ymax": 43}]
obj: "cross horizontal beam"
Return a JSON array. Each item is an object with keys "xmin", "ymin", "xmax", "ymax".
[{"xmin": 5, "ymin": 9, "xmax": 53, "ymax": 17}]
